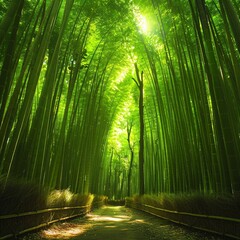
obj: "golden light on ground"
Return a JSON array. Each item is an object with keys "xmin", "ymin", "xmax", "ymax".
[
  {"xmin": 40, "ymin": 206, "xmax": 148, "ymax": 239},
  {"xmin": 41, "ymin": 223, "xmax": 92, "ymax": 239},
  {"xmin": 87, "ymin": 207, "xmax": 132, "ymax": 222},
  {"xmin": 133, "ymin": 219, "xmax": 145, "ymax": 223},
  {"xmin": 88, "ymin": 215, "xmax": 130, "ymax": 222}
]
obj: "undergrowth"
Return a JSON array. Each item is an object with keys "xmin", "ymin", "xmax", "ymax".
[
  {"xmin": 0, "ymin": 175, "xmax": 47, "ymax": 215},
  {"xmin": 127, "ymin": 193, "xmax": 240, "ymax": 219},
  {"xmin": 0, "ymin": 175, "xmax": 101, "ymax": 215}
]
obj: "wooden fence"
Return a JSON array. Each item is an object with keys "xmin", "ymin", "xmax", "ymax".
[
  {"xmin": 0, "ymin": 201, "xmax": 104, "ymax": 239},
  {"xmin": 126, "ymin": 199, "xmax": 240, "ymax": 239}
]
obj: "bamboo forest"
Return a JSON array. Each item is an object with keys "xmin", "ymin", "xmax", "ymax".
[{"xmin": 1, "ymin": 0, "xmax": 240, "ymax": 237}]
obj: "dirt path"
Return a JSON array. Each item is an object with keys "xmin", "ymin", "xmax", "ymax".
[{"xmin": 22, "ymin": 206, "xmax": 225, "ymax": 240}]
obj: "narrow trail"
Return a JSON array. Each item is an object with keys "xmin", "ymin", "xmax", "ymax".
[{"xmin": 22, "ymin": 206, "xmax": 226, "ymax": 240}]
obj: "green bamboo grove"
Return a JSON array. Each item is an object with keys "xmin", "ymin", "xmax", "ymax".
[{"xmin": 0, "ymin": 0, "xmax": 239, "ymax": 198}]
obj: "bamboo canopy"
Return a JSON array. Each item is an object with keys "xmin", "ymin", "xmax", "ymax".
[{"xmin": 0, "ymin": 0, "xmax": 239, "ymax": 198}]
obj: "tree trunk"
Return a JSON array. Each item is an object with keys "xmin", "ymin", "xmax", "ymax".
[
  {"xmin": 127, "ymin": 149, "xmax": 134, "ymax": 196},
  {"xmin": 133, "ymin": 63, "xmax": 145, "ymax": 195},
  {"xmin": 127, "ymin": 121, "xmax": 134, "ymax": 196}
]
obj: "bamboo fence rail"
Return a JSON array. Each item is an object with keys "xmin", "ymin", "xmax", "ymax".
[
  {"xmin": 126, "ymin": 199, "xmax": 240, "ymax": 239},
  {"xmin": 0, "ymin": 201, "xmax": 104, "ymax": 239}
]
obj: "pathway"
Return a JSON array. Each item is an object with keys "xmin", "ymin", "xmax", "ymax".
[{"xmin": 22, "ymin": 206, "xmax": 226, "ymax": 240}]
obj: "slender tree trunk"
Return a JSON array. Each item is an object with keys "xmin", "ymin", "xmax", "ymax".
[
  {"xmin": 219, "ymin": 0, "xmax": 240, "ymax": 53},
  {"xmin": 106, "ymin": 148, "xmax": 113, "ymax": 197},
  {"xmin": 0, "ymin": 0, "xmax": 24, "ymax": 46},
  {"xmin": 133, "ymin": 63, "xmax": 145, "ymax": 195},
  {"xmin": 127, "ymin": 121, "xmax": 134, "ymax": 196},
  {"xmin": 0, "ymin": 0, "xmax": 24, "ymax": 115},
  {"xmin": 127, "ymin": 149, "xmax": 134, "ymax": 196}
]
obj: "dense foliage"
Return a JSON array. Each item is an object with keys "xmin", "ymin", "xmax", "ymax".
[{"xmin": 0, "ymin": 0, "xmax": 239, "ymax": 198}]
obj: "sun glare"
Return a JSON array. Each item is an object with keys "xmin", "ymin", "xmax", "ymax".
[
  {"xmin": 116, "ymin": 68, "xmax": 128, "ymax": 84},
  {"xmin": 138, "ymin": 15, "xmax": 148, "ymax": 33},
  {"xmin": 133, "ymin": 6, "xmax": 149, "ymax": 34}
]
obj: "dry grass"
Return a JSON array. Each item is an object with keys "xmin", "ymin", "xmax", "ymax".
[
  {"xmin": 0, "ymin": 175, "xmax": 102, "ymax": 215},
  {"xmin": 0, "ymin": 175, "xmax": 47, "ymax": 215},
  {"xmin": 47, "ymin": 189, "xmax": 94, "ymax": 208},
  {"xmin": 92, "ymin": 195, "xmax": 108, "ymax": 204},
  {"xmin": 129, "ymin": 193, "xmax": 240, "ymax": 219}
]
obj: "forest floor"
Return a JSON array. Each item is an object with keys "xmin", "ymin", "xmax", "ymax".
[{"xmin": 21, "ymin": 206, "xmax": 227, "ymax": 240}]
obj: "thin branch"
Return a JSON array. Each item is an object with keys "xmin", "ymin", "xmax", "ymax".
[{"xmin": 132, "ymin": 77, "xmax": 140, "ymax": 88}]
